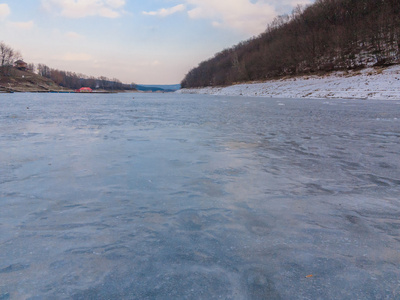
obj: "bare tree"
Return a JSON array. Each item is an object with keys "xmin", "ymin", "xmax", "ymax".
[
  {"xmin": 27, "ymin": 63, "xmax": 36, "ymax": 73},
  {"xmin": 0, "ymin": 41, "xmax": 22, "ymax": 75},
  {"xmin": 37, "ymin": 63, "xmax": 51, "ymax": 78}
]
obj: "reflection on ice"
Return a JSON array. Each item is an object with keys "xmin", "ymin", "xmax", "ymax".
[{"xmin": 0, "ymin": 93, "xmax": 399, "ymax": 299}]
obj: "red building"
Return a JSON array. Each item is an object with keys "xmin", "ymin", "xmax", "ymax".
[{"xmin": 75, "ymin": 87, "xmax": 93, "ymax": 93}]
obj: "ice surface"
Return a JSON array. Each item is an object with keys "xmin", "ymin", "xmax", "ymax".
[{"xmin": 1, "ymin": 93, "xmax": 400, "ymax": 299}]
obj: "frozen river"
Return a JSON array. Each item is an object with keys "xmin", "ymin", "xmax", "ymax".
[{"xmin": 1, "ymin": 93, "xmax": 400, "ymax": 299}]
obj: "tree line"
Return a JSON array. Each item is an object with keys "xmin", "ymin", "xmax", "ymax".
[
  {"xmin": 0, "ymin": 41, "xmax": 135, "ymax": 91},
  {"xmin": 35, "ymin": 63, "xmax": 135, "ymax": 91},
  {"xmin": 181, "ymin": 0, "xmax": 400, "ymax": 88}
]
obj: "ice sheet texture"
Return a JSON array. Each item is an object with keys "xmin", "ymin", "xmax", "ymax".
[{"xmin": 1, "ymin": 93, "xmax": 400, "ymax": 299}]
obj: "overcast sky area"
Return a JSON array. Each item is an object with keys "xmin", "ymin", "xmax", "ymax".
[{"xmin": 0, "ymin": 0, "xmax": 313, "ymax": 84}]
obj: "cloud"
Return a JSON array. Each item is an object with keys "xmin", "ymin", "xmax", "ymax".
[
  {"xmin": 143, "ymin": 4, "xmax": 185, "ymax": 17},
  {"xmin": 105, "ymin": 0, "xmax": 125, "ymax": 8},
  {"xmin": 41, "ymin": 0, "xmax": 126, "ymax": 18},
  {"xmin": 138, "ymin": 60, "xmax": 162, "ymax": 67},
  {"xmin": 290, "ymin": 0, "xmax": 312, "ymax": 6},
  {"xmin": 9, "ymin": 21, "xmax": 35, "ymax": 30},
  {"xmin": 61, "ymin": 52, "xmax": 93, "ymax": 61},
  {"xmin": 183, "ymin": 0, "xmax": 315, "ymax": 36},
  {"xmin": 65, "ymin": 31, "xmax": 85, "ymax": 39},
  {"xmin": 185, "ymin": 0, "xmax": 277, "ymax": 35},
  {"xmin": 0, "ymin": 3, "xmax": 10, "ymax": 20}
]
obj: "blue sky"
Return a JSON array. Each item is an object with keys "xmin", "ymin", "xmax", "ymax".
[{"xmin": 0, "ymin": 0, "xmax": 312, "ymax": 84}]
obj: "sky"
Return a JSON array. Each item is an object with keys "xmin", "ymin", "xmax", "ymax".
[{"xmin": 0, "ymin": 0, "xmax": 313, "ymax": 84}]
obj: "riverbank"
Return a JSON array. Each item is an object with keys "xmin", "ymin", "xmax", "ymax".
[
  {"xmin": 178, "ymin": 65, "xmax": 400, "ymax": 100},
  {"xmin": 0, "ymin": 84, "xmax": 69, "ymax": 93}
]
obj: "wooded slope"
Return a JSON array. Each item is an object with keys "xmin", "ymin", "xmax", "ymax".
[
  {"xmin": 181, "ymin": 0, "xmax": 400, "ymax": 88},
  {"xmin": 0, "ymin": 68, "xmax": 69, "ymax": 92}
]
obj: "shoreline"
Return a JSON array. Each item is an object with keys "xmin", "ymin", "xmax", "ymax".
[
  {"xmin": 177, "ymin": 65, "xmax": 400, "ymax": 101},
  {"xmin": 0, "ymin": 87, "xmax": 134, "ymax": 94}
]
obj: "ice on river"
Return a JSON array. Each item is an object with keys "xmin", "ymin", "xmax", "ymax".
[{"xmin": 1, "ymin": 93, "xmax": 400, "ymax": 299}]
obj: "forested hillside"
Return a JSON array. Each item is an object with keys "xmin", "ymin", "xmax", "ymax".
[
  {"xmin": 36, "ymin": 64, "xmax": 136, "ymax": 91},
  {"xmin": 181, "ymin": 0, "xmax": 400, "ymax": 88}
]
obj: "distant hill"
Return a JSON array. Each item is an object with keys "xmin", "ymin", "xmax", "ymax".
[
  {"xmin": 135, "ymin": 84, "xmax": 181, "ymax": 92},
  {"xmin": 181, "ymin": 0, "xmax": 400, "ymax": 88}
]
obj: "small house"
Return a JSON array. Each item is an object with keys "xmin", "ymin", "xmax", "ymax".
[
  {"xmin": 76, "ymin": 87, "xmax": 93, "ymax": 93},
  {"xmin": 14, "ymin": 60, "xmax": 27, "ymax": 71},
  {"xmin": 14, "ymin": 60, "xmax": 27, "ymax": 70}
]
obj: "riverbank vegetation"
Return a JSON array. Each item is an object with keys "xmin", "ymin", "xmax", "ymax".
[
  {"xmin": 181, "ymin": 0, "xmax": 400, "ymax": 88},
  {"xmin": 36, "ymin": 64, "xmax": 136, "ymax": 91}
]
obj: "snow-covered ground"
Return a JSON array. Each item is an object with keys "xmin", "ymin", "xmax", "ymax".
[{"xmin": 178, "ymin": 65, "xmax": 400, "ymax": 100}]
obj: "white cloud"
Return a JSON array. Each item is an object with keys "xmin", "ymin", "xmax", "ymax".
[
  {"xmin": 183, "ymin": 0, "xmax": 315, "ymax": 36},
  {"xmin": 138, "ymin": 60, "xmax": 162, "ymax": 67},
  {"xmin": 41, "ymin": 0, "xmax": 126, "ymax": 18},
  {"xmin": 9, "ymin": 21, "xmax": 35, "ymax": 30},
  {"xmin": 185, "ymin": 0, "xmax": 277, "ymax": 36},
  {"xmin": 105, "ymin": 0, "xmax": 125, "ymax": 8},
  {"xmin": 290, "ymin": 0, "xmax": 312, "ymax": 6},
  {"xmin": 0, "ymin": 3, "xmax": 10, "ymax": 20},
  {"xmin": 65, "ymin": 31, "xmax": 85, "ymax": 39},
  {"xmin": 61, "ymin": 52, "xmax": 93, "ymax": 61},
  {"xmin": 143, "ymin": 4, "xmax": 185, "ymax": 17}
]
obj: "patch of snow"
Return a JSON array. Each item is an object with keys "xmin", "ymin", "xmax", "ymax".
[{"xmin": 177, "ymin": 65, "xmax": 400, "ymax": 100}]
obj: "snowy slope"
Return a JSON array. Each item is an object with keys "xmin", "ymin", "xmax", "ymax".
[{"xmin": 178, "ymin": 65, "xmax": 400, "ymax": 100}]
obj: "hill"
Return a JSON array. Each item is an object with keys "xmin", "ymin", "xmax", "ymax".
[
  {"xmin": 181, "ymin": 0, "xmax": 400, "ymax": 88},
  {"xmin": 0, "ymin": 68, "xmax": 71, "ymax": 93}
]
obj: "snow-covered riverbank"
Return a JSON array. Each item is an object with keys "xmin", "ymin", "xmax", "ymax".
[{"xmin": 178, "ymin": 65, "xmax": 400, "ymax": 100}]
